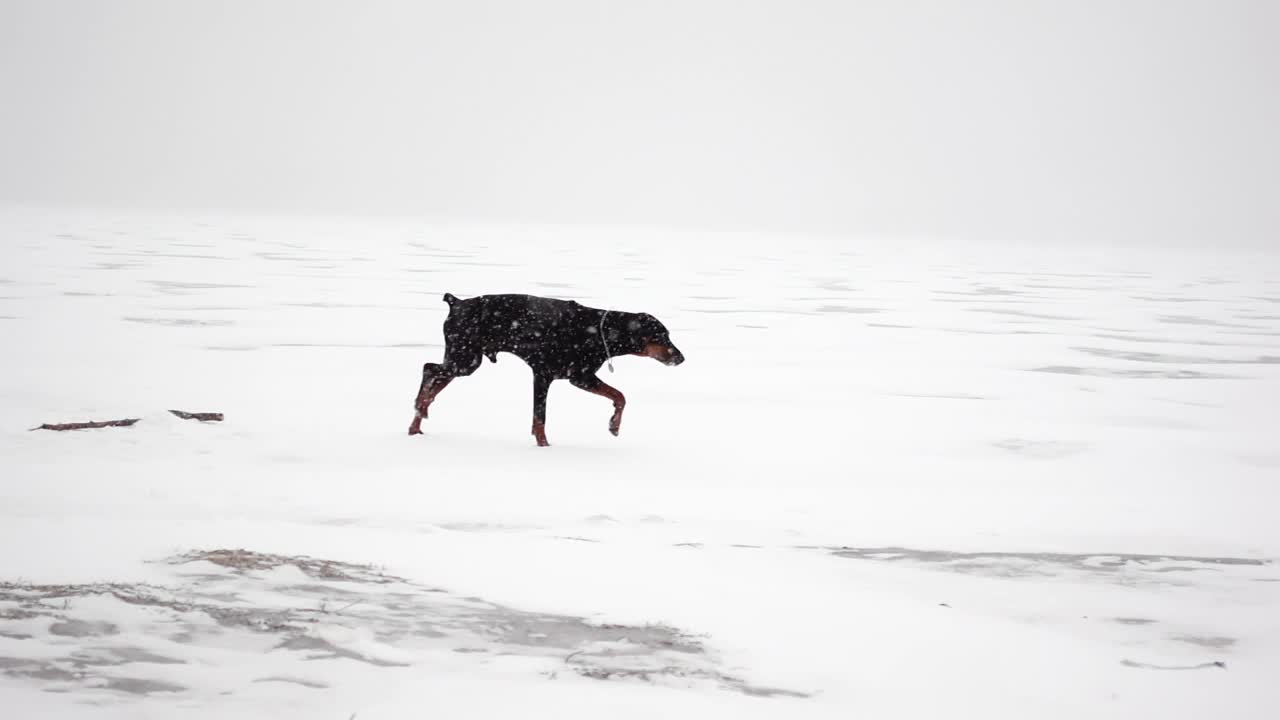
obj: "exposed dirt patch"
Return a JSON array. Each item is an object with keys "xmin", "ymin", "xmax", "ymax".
[
  {"xmin": 169, "ymin": 548, "xmax": 396, "ymax": 583},
  {"xmin": 1, "ymin": 549, "xmax": 807, "ymax": 702}
]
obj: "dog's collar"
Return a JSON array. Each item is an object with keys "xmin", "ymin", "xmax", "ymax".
[{"xmin": 600, "ymin": 310, "xmax": 615, "ymax": 373}]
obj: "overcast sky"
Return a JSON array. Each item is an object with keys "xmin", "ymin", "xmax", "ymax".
[{"xmin": 1, "ymin": 0, "xmax": 1276, "ymax": 246}]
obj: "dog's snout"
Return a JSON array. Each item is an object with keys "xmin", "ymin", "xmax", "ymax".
[{"xmin": 668, "ymin": 347, "xmax": 685, "ymax": 366}]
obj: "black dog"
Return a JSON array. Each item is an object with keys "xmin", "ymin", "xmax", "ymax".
[{"xmin": 409, "ymin": 293, "xmax": 685, "ymax": 446}]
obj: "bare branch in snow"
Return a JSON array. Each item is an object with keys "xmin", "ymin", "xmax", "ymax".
[
  {"xmin": 31, "ymin": 410, "xmax": 224, "ymax": 431},
  {"xmin": 31, "ymin": 418, "xmax": 141, "ymax": 431}
]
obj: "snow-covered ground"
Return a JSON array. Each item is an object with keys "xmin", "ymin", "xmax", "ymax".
[{"xmin": 2, "ymin": 207, "xmax": 1278, "ymax": 718}]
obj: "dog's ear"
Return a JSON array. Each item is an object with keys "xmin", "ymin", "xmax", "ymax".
[{"xmin": 631, "ymin": 313, "xmax": 666, "ymax": 337}]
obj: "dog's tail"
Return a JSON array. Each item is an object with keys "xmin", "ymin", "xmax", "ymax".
[{"xmin": 442, "ymin": 292, "xmax": 459, "ymax": 307}]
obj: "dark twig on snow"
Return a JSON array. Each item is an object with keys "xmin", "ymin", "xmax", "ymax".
[
  {"xmin": 168, "ymin": 410, "xmax": 224, "ymax": 422},
  {"xmin": 31, "ymin": 410, "xmax": 224, "ymax": 431},
  {"xmin": 31, "ymin": 418, "xmax": 141, "ymax": 431},
  {"xmin": 1121, "ymin": 659, "xmax": 1226, "ymax": 671}
]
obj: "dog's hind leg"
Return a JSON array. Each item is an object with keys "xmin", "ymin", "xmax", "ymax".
[
  {"xmin": 409, "ymin": 362, "xmax": 448, "ymax": 435},
  {"xmin": 408, "ymin": 346, "xmax": 482, "ymax": 436}
]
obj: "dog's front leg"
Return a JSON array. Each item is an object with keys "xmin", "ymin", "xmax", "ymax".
[
  {"xmin": 570, "ymin": 374, "xmax": 626, "ymax": 437},
  {"xmin": 531, "ymin": 373, "xmax": 552, "ymax": 447}
]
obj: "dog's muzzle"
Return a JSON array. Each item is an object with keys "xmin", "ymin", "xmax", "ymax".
[{"xmin": 641, "ymin": 341, "xmax": 685, "ymax": 366}]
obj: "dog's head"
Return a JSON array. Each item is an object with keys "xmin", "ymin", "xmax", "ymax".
[{"xmin": 620, "ymin": 313, "xmax": 684, "ymax": 367}]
